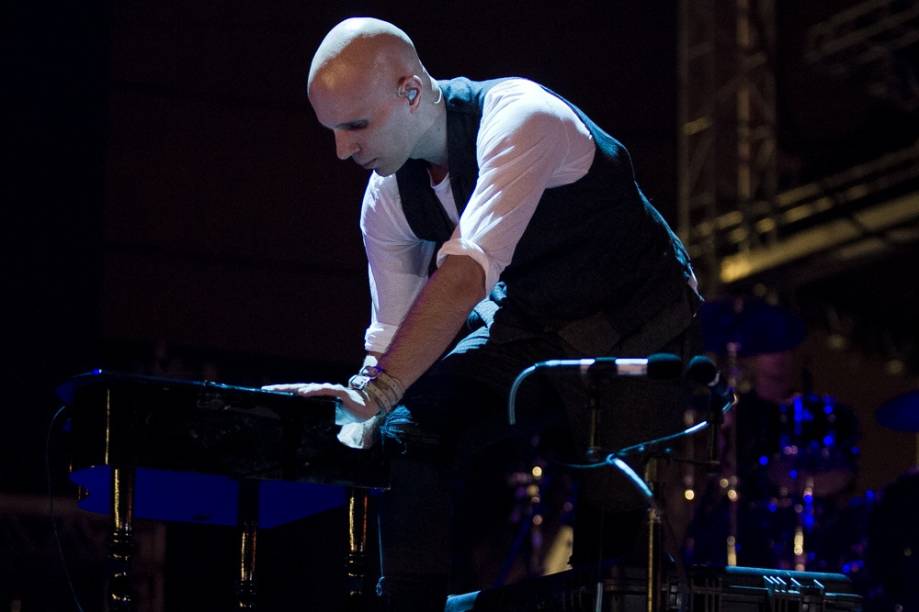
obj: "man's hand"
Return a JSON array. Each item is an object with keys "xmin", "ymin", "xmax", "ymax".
[
  {"xmin": 261, "ymin": 382, "xmax": 378, "ymax": 421},
  {"xmin": 261, "ymin": 255, "xmax": 483, "ymax": 426}
]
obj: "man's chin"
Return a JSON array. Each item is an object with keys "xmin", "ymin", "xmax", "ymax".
[
  {"xmin": 372, "ymin": 157, "xmax": 414, "ymax": 177},
  {"xmin": 372, "ymin": 164, "xmax": 399, "ymax": 177}
]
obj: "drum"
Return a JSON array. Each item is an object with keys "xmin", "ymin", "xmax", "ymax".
[
  {"xmin": 766, "ymin": 393, "xmax": 859, "ymax": 498},
  {"xmin": 683, "ymin": 389, "xmax": 860, "ymax": 570}
]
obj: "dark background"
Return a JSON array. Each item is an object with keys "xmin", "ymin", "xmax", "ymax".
[{"xmin": 5, "ymin": 1, "xmax": 918, "ymax": 610}]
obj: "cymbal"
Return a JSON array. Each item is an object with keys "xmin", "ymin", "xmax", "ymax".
[
  {"xmin": 700, "ymin": 296, "xmax": 806, "ymax": 357},
  {"xmin": 876, "ymin": 390, "xmax": 919, "ymax": 432}
]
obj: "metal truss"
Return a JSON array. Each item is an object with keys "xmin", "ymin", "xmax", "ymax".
[
  {"xmin": 678, "ymin": 0, "xmax": 779, "ymax": 294},
  {"xmin": 679, "ymin": 0, "xmax": 919, "ymax": 291},
  {"xmin": 805, "ymin": 0, "xmax": 919, "ymax": 111}
]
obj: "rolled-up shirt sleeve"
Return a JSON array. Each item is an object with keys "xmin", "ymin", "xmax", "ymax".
[
  {"xmin": 360, "ymin": 173, "xmax": 435, "ymax": 354},
  {"xmin": 436, "ymin": 79, "xmax": 595, "ymax": 295}
]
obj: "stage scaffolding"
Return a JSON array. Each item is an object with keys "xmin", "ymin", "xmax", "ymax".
[{"xmin": 677, "ymin": 0, "xmax": 919, "ymax": 294}]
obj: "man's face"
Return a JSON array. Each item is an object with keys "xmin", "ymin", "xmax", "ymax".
[{"xmin": 309, "ymin": 75, "xmax": 415, "ymax": 177}]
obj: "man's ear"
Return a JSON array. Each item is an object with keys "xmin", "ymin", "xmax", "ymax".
[{"xmin": 398, "ymin": 75, "xmax": 423, "ymax": 106}]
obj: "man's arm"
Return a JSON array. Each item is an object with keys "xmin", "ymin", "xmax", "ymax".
[
  {"xmin": 375, "ymin": 253, "xmax": 484, "ymax": 388},
  {"xmin": 267, "ymin": 254, "xmax": 483, "ymax": 420}
]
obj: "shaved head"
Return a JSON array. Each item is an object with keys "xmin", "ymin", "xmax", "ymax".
[
  {"xmin": 306, "ymin": 18, "xmax": 446, "ymax": 176},
  {"xmin": 308, "ymin": 18, "xmax": 423, "ymax": 99}
]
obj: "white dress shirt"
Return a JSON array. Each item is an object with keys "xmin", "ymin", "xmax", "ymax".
[{"xmin": 359, "ymin": 78, "xmax": 597, "ymax": 354}]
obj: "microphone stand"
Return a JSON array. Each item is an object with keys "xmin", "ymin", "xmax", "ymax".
[
  {"xmin": 583, "ymin": 369, "xmax": 603, "ymax": 463},
  {"xmin": 601, "ymin": 392, "xmax": 734, "ymax": 612},
  {"xmin": 723, "ymin": 343, "xmax": 740, "ymax": 567},
  {"xmin": 580, "ymin": 368, "xmax": 606, "ymax": 611},
  {"xmin": 603, "ymin": 451, "xmax": 670, "ymax": 612},
  {"xmin": 508, "ymin": 354, "xmax": 732, "ymax": 611},
  {"xmin": 581, "ymin": 364, "xmax": 660, "ymax": 611},
  {"xmin": 644, "ymin": 456, "xmax": 664, "ymax": 612}
]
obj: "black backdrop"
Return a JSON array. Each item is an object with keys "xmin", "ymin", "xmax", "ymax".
[{"xmin": 6, "ymin": 1, "xmax": 917, "ymax": 609}]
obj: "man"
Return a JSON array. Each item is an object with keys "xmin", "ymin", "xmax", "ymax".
[{"xmin": 267, "ymin": 17, "xmax": 701, "ymax": 611}]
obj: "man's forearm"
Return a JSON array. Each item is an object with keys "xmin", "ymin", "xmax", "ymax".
[{"xmin": 376, "ymin": 254, "xmax": 485, "ymax": 390}]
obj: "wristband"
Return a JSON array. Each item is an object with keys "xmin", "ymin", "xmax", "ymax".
[{"xmin": 347, "ymin": 365, "xmax": 405, "ymax": 416}]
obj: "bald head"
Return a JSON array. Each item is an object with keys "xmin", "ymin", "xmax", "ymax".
[
  {"xmin": 306, "ymin": 18, "xmax": 446, "ymax": 175},
  {"xmin": 308, "ymin": 18, "xmax": 424, "ymax": 103}
]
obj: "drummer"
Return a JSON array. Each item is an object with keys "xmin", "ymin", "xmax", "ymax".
[
  {"xmin": 736, "ymin": 349, "xmax": 799, "ymax": 495},
  {"xmin": 687, "ymin": 296, "xmax": 859, "ymax": 569}
]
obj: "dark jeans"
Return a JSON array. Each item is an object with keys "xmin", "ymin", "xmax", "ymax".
[{"xmin": 374, "ymin": 296, "xmax": 701, "ymax": 611}]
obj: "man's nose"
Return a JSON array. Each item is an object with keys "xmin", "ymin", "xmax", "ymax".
[{"xmin": 334, "ymin": 131, "xmax": 359, "ymax": 161}]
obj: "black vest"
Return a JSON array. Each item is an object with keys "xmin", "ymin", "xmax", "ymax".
[{"xmin": 395, "ymin": 77, "xmax": 698, "ymax": 353}]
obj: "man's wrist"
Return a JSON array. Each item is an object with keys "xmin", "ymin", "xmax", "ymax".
[{"xmin": 347, "ymin": 364, "xmax": 405, "ymax": 416}]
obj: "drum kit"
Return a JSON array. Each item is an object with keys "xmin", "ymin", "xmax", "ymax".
[
  {"xmin": 483, "ymin": 292, "xmax": 918, "ymax": 606},
  {"xmin": 683, "ymin": 294, "xmax": 919, "ymax": 593}
]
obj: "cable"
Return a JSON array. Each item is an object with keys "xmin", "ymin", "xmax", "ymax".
[
  {"xmin": 45, "ymin": 404, "xmax": 87, "ymax": 612},
  {"xmin": 607, "ymin": 398, "xmax": 734, "ymax": 460},
  {"xmin": 507, "ymin": 363, "xmax": 539, "ymax": 425},
  {"xmin": 536, "ymin": 396, "xmax": 733, "ymax": 472},
  {"xmin": 605, "ymin": 457, "xmax": 654, "ymax": 506}
]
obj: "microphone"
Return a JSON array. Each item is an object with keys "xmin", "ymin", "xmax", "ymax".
[
  {"xmin": 685, "ymin": 355, "xmax": 735, "ymax": 469},
  {"xmin": 534, "ymin": 353, "xmax": 683, "ymax": 380},
  {"xmin": 685, "ymin": 355, "xmax": 734, "ymax": 404},
  {"xmin": 507, "ymin": 353, "xmax": 682, "ymax": 426}
]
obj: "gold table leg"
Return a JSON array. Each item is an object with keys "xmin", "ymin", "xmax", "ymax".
[
  {"xmin": 346, "ymin": 487, "xmax": 369, "ymax": 598},
  {"xmin": 109, "ymin": 465, "xmax": 136, "ymax": 611},
  {"xmin": 238, "ymin": 479, "xmax": 259, "ymax": 610}
]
